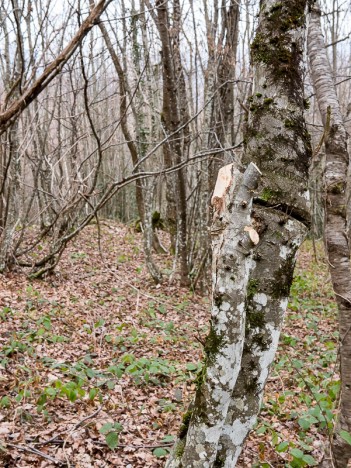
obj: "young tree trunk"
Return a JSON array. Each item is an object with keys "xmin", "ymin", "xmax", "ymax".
[
  {"xmin": 166, "ymin": 162, "xmax": 262, "ymax": 467},
  {"xmin": 308, "ymin": 3, "xmax": 351, "ymax": 466},
  {"xmin": 207, "ymin": 1, "xmax": 240, "ymax": 192},
  {"xmin": 98, "ymin": 19, "xmax": 162, "ymax": 284},
  {"xmin": 167, "ymin": 1, "xmax": 311, "ymax": 466}
]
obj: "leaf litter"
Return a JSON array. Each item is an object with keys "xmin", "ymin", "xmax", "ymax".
[{"xmin": 0, "ymin": 224, "xmax": 338, "ymax": 467}]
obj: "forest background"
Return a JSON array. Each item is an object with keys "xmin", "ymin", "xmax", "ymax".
[{"xmin": 0, "ymin": 0, "xmax": 351, "ymax": 466}]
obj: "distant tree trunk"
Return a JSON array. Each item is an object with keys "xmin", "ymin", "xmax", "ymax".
[
  {"xmin": 166, "ymin": 1, "xmax": 311, "ymax": 466},
  {"xmin": 155, "ymin": 0, "xmax": 190, "ymax": 285},
  {"xmin": 207, "ymin": 0, "xmax": 240, "ymax": 192},
  {"xmin": 308, "ymin": 2, "xmax": 351, "ymax": 466},
  {"xmin": 98, "ymin": 18, "xmax": 162, "ymax": 284}
]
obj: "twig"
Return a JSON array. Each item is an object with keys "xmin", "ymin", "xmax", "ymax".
[
  {"xmin": 6, "ymin": 443, "xmax": 63, "ymax": 465},
  {"xmin": 62, "ymin": 405, "xmax": 103, "ymax": 467},
  {"xmin": 95, "ymin": 441, "xmax": 174, "ymax": 449}
]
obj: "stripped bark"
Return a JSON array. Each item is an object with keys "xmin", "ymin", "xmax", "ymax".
[
  {"xmin": 308, "ymin": 3, "xmax": 351, "ymax": 466},
  {"xmin": 166, "ymin": 162, "xmax": 261, "ymax": 467}
]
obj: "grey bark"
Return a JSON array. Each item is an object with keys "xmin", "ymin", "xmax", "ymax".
[
  {"xmin": 215, "ymin": 1, "xmax": 311, "ymax": 464},
  {"xmin": 166, "ymin": 1, "xmax": 311, "ymax": 466},
  {"xmin": 166, "ymin": 162, "xmax": 261, "ymax": 467},
  {"xmin": 308, "ymin": 2, "xmax": 351, "ymax": 466}
]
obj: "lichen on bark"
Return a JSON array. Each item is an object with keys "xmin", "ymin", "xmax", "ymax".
[{"xmin": 167, "ymin": 1, "xmax": 311, "ymax": 466}]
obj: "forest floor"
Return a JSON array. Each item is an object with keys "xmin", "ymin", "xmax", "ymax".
[{"xmin": 0, "ymin": 222, "xmax": 338, "ymax": 467}]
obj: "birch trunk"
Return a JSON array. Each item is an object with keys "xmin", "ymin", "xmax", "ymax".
[
  {"xmin": 166, "ymin": 162, "xmax": 261, "ymax": 467},
  {"xmin": 167, "ymin": 1, "xmax": 311, "ymax": 466},
  {"xmin": 308, "ymin": 3, "xmax": 351, "ymax": 466}
]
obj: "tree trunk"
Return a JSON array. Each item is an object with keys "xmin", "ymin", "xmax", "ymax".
[
  {"xmin": 208, "ymin": 0, "xmax": 240, "ymax": 193},
  {"xmin": 155, "ymin": 0, "xmax": 189, "ymax": 285},
  {"xmin": 98, "ymin": 19, "xmax": 162, "ymax": 284},
  {"xmin": 166, "ymin": 162, "xmax": 261, "ymax": 467},
  {"xmin": 166, "ymin": 0, "xmax": 311, "ymax": 466},
  {"xmin": 308, "ymin": 2, "xmax": 351, "ymax": 466}
]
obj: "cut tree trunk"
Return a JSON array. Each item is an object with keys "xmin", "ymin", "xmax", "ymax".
[{"xmin": 308, "ymin": 2, "xmax": 351, "ymax": 466}]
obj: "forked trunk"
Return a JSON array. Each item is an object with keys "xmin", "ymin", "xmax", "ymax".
[{"xmin": 166, "ymin": 1, "xmax": 311, "ymax": 466}]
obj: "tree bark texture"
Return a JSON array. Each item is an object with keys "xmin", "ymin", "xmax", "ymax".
[
  {"xmin": 207, "ymin": 1, "xmax": 240, "ymax": 192},
  {"xmin": 166, "ymin": 162, "xmax": 261, "ymax": 468},
  {"xmin": 214, "ymin": 1, "xmax": 312, "ymax": 464},
  {"xmin": 155, "ymin": 0, "xmax": 189, "ymax": 285},
  {"xmin": 166, "ymin": 1, "xmax": 311, "ymax": 466},
  {"xmin": 308, "ymin": 3, "xmax": 351, "ymax": 466}
]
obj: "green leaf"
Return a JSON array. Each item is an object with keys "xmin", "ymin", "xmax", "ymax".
[
  {"xmin": 186, "ymin": 363, "xmax": 198, "ymax": 371},
  {"xmin": 99, "ymin": 423, "xmax": 114, "ymax": 435},
  {"xmin": 256, "ymin": 425, "xmax": 267, "ymax": 435},
  {"xmin": 153, "ymin": 447, "xmax": 169, "ymax": 458},
  {"xmin": 291, "ymin": 448, "xmax": 304, "ymax": 459},
  {"xmin": 302, "ymin": 454, "xmax": 317, "ymax": 465},
  {"xmin": 276, "ymin": 441, "xmax": 289, "ymax": 452},
  {"xmin": 340, "ymin": 430, "xmax": 351, "ymax": 446},
  {"xmin": 89, "ymin": 388, "xmax": 98, "ymax": 400},
  {"xmin": 298, "ymin": 418, "xmax": 312, "ymax": 430},
  {"xmin": 105, "ymin": 431, "xmax": 119, "ymax": 450},
  {"xmin": 45, "ymin": 387, "xmax": 57, "ymax": 398},
  {"xmin": 107, "ymin": 380, "xmax": 115, "ymax": 390},
  {"xmin": 0, "ymin": 396, "xmax": 11, "ymax": 408},
  {"xmin": 161, "ymin": 435, "xmax": 175, "ymax": 443}
]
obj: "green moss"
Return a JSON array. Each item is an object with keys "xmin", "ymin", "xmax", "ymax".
[
  {"xmin": 174, "ymin": 439, "xmax": 186, "ymax": 458},
  {"xmin": 256, "ymin": 93, "xmax": 263, "ymax": 98},
  {"xmin": 250, "ymin": 1, "xmax": 306, "ymax": 101},
  {"xmin": 303, "ymin": 98, "xmax": 310, "ymax": 110},
  {"xmin": 271, "ymin": 254, "xmax": 296, "ymax": 298},
  {"xmin": 247, "ymin": 279, "xmax": 259, "ymax": 299},
  {"xmin": 204, "ymin": 325, "xmax": 225, "ymax": 365},
  {"xmin": 284, "ymin": 119, "xmax": 295, "ymax": 128},
  {"xmin": 214, "ymin": 456, "xmax": 226, "ymax": 467},
  {"xmin": 260, "ymin": 187, "xmax": 280, "ymax": 201},
  {"xmin": 263, "ymin": 97, "xmax": 274, "ymax": 106},
  {"xmin": 194, "ymin": 362, "xmax": 207, "ymax": 390},
  {"xmin": 330, "ymin": 182, "xmax": 345, "ymax": 194},
  {"xmin": 247, "ymin": 310, "xmax": 265, "ymax": 328},
  {"xmin": 178, "ymin": 410, "xmax": 193, "ymax": 439}
]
